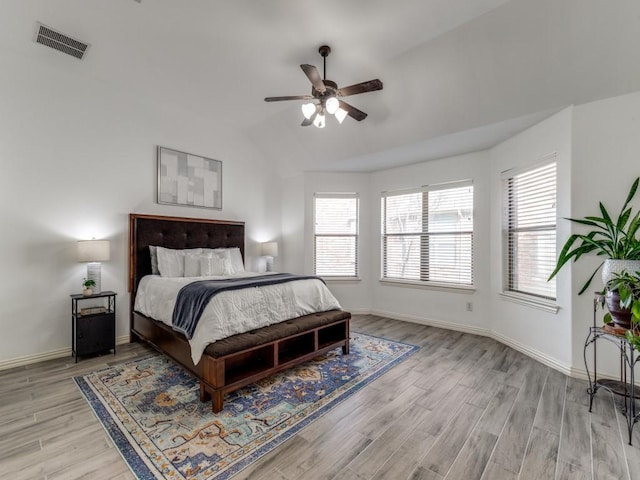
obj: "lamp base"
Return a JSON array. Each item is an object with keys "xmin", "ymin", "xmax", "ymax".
[
  {"xmin": 87, "ymin": 263, "xmax": 102, "ymax": 293},
  {"xmin": 265, "ymin": 256, "xmax": 274, "ymax": 272}
]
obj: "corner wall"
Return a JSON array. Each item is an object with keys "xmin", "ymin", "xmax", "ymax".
[
  {"xmin": 488, "ymin": 108, "xmax": 573, "ymax": 371},
  {"xmin": 571, "ymin": 91, "xmax": 640, "ymax": 376}
]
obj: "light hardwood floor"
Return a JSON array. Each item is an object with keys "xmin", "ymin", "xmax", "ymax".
[{"xmin": 1, "ymin": 314, "xmax": 639, "ymax": 479}]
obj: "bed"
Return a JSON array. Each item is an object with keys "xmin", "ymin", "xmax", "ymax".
[{"xmin": 128, "ymin": 213, "xmax": 350, "ymax": 412}]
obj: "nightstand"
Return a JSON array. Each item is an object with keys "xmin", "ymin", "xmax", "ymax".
[{"xmin": 71, "ymin": 291, "xmax": 116, "ymax": 362}]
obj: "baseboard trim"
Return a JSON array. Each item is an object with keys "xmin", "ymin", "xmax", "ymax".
[
  {"xmin": 369, "ymin": 309, "xmax": 491, "ymax": 337},
  {"xmin": 0, "ymin": 316, "xmax": 618, "ymax": 384},
  {"xmin": 0, "ymin": 335, "xmax": 131, "ymax": 371},
  {"xmin": 368, "ymin": 309, "xmax": 581, "ymax": 377}
]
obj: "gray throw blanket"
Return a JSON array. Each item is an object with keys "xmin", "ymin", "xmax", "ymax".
[{"xmin": 172, "ymin": 273, "xmax": 325, "ymax": 339}]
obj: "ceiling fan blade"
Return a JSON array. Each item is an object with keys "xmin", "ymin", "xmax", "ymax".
[
  {"xmin": 264, "ymin": 95, "xmax": 314, "ymax": 102},
  {"xmin": 300, "ymin": 64, "xmax": 326, "ymax": 93},
  {"xmin": 337, "ymin": 79, "xmax": 383, "ymax": 97},
  {"xmin": 338, "ymin": 101, "xmax": 368, "ymax": 121}
]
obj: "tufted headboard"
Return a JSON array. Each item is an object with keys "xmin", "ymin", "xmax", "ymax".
[{"xmin": 128, "ymin": 213, "xmax": 245, "ymax": 295}]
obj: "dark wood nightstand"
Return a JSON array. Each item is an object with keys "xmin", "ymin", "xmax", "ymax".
[{"xmin": 71, "ymin": 291, "xmax": 116, "ymax": 362}]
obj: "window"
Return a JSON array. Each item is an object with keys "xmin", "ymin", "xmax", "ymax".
[
  {"xmin": 381, "ymin": 181, "xmax": 473, "ymax": 286},
  {"xmin": 503, "ymin": 160, "xmax": 557, "ymax": 300},
  {"xmin": 314, "ymin": 193, "xmax": 359, "ymax": 277}
]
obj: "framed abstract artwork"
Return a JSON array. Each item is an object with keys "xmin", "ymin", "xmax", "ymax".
[{"xmin": 157, "ymin": 146, "xmax": 222, "ymax": 209}]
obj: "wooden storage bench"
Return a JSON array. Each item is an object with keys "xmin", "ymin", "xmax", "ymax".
[{"xmin": 131, "ymin": 309, "xmax": 350, "ymax": 413}]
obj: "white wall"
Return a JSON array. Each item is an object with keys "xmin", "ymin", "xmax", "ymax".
[
  {"xmin": 300, "ymin": 172, "xmax": 373, "ymax": 312},
  {"xmin": 0, "ymin": 45, "xmax": 280, "ymax": 366},
  {"xmin": 4, "ymin": 23, "xmax": 640, "ymax": 378},
  {"xmin": 488, "ymin": 108, "xmax": 573, "ymax": 370},
  {"xmin": 369, "ymin": 151, "xmax": 492, "ymax": 333}
]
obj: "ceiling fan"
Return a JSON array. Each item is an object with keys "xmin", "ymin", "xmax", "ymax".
[{"xmin": 264, "ymin": 45, "xmax": 383, "ymax": 128}]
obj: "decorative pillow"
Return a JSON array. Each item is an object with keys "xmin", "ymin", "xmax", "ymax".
[
  {"xmin": 149, "ymin": 246, "xmax": 159, "ymax": 275},
  {"xmin": 214, "ymin": 247, "xmax": 244, "ymax": 274},
  {"xmin": 228, "ymin": 247, "xmax": 245, "ymax": 273},
  {"xmin": 184, "ymin": 252, "xmax": 203, "ymax": 277},
  {"xmin": 200, "ymin": 250, "xmax": 231, "ymax": 276},
  {"xmin": 156, "ymin": 247, "xmax": 203, "ymax": 277}
]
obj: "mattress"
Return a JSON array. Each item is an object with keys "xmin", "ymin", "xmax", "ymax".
[{"xmin": 133, "ymin": 272, "xmax": 342, "ymax": 364}]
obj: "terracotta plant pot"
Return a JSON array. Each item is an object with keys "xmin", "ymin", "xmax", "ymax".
[{"xmin": 605, "ymin": 289, "xmax": 632, "ymax": 329}]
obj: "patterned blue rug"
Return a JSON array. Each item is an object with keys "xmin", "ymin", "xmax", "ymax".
[{"xmin": 74, "ymin": 332, "xmax": 418, "ymax": 480}]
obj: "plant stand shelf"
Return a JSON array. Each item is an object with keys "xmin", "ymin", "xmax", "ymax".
[{"xmin": 584, "ymin": 293, "xmax": 640, "ymax": 445}]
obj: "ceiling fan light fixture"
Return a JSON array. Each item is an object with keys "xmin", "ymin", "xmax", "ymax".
[
  {"xmin": 325, "ymin": 96, "xmax": 339, "ymax": 115},
  {"xmin": 313, "ymin": 112, "xmax": 326, "ymax": 128},
  {"xmin": 335, "ymin": 107, "xmax": 348, "ymax": 124},
  {"xmin": 301, "ymin": 102, "xmax": 317, "ymax": 120}
]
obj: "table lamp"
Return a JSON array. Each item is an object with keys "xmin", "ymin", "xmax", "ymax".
[
  {"xmin": 77, "ymin": 239, "xmax": 110, "ymax": 293},
  {"xmin": 261, "ymin": 242, "xmax": 278, "ymax": 272}
]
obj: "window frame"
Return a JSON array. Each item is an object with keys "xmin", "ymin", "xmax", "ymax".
[
  {"xmin": 501, "ymin": 155, "xmax": 558, "ymax": 304},
  {"xmin": 380, "ymin": 180, "xmax": 474, "ymax": 289},
  {"xmin": 313, "ymin": 192, "xmax": 360, "ymax": 279}
]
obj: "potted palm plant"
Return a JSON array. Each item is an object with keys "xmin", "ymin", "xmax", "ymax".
[{"xmin": 549, "ymin": 177, "xmax": 640, "ymax": 295}]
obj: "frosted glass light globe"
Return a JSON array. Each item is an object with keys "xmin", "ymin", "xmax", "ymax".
[
  {"xmin": 301, "ymin": 103, "xmax": 317, "ymax": 120},
  {"xmin": 325, "ymin": 96, "xmax": 340, "ymax": 115}
]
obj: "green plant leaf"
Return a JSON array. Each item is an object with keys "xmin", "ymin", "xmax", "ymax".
[
  {"xmin": 568, "ymin": 218, "xmax": 604, "ymax": 228},
  {"xmin": 617, "ymin": 207, "xmax": 632, "ymax": 231},
  {"xmin": 620, "ymin": 177, "xmax": 639, "ymax": 214},
  {"xmin": 577, "ymin": 261, "xmax": 605, "ymax": 295},
  {"xmin": 599, "ymin": 202, "xmax": 614, "ymax": 227},
  {"xmin": 603, "ymin": 312, "xmax": 612, "ymax": 324}
]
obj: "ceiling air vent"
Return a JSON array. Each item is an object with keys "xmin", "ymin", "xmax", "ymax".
[{"xmin": 33, "ymin": 22, "xmax": 90, "ymax": 60}]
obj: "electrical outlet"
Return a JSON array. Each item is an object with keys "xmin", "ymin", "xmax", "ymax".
[{"xmin": 466, "ymin": 302, "xmax": 473, "ymax": 312}]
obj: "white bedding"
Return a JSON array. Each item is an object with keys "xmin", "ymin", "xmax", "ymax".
[{"xmin": 134, "ymin": 272, "xmax": 342, "ymax": 364}]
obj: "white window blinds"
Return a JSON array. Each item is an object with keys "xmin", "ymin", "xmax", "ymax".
[
  {"xmin": 314, "ymin": 193, "xmax": 359, "ymax": 277},
  {"xmin": 381, "ymin": 181, "xmax": 474, "ymax": 286},
  {"xmin": 503, "ymin": 160, "xmax": 557, "ymax": 300}
]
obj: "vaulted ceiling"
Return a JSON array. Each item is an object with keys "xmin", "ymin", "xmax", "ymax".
[{"xmin": 3, "ymin": 0, "xmax": 640, "ymax": 176}]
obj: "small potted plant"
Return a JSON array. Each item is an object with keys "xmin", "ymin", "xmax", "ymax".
[
  {"xmin": 603, "ymin": 270, "xmax": 639, "ymax": 329},
  {"xmin": 82, "ymin": 278, "xmax": 96, "ymax": 296},
  {"xmin": 604, "ymin": 270, "xmax": 640, "ymax": 346}
]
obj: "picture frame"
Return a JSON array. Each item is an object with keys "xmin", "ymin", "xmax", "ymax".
[{"xmin": 157, "ymin": 146, "xmax": 222, "ymax": 209}]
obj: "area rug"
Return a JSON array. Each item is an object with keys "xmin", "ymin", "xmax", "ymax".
[{"xmin": 74, "ymin": 332, "xmax": 418, "ymax": 480}]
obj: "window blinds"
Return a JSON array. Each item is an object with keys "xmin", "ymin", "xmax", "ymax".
[
  {"xmin": 381, "ymin": 181, "xmax": 474, "ymax": 286},
  {"xmin": 504, "ymin": 160, "xmax": 557, "ymax": 300},
  {"xmin": 314, "ymin": 193, "xmax": 359, "ymax": 277}
]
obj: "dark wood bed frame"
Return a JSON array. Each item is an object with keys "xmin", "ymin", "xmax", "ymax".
[{"xmin": 128, "ymin": 213, "xmax": 350, "ymax": 412}]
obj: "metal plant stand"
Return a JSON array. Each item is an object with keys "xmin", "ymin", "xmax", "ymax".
[{"xmin": 584, "ymin": 293, "xmax": 640, "ymax": 445}]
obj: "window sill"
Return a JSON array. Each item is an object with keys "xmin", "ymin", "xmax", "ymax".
[
  {"xmin": 379, "ymin": 278, "xmax": 475, "ymax": 294},
  {"xmin": 499, "ymin": 292, "xmax": 559, "ymax": 314},
  {"xmin": 322, "ymin": 277, "xmax": 361, "ymax": 284}
]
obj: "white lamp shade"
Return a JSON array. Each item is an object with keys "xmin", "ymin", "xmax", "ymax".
[
  {"xmin": 325, "ymin": 96, "xmax": 339, "ymax": 115},
  {"xmin": 335, "ymin": 107, "xmax": 348, "ymax": 124},
  {"xmin": 301, "ymin": 102, "xmax": 317, "ymax": 120},
  {"xmin": 262, "ymin": 242, "xmax": 278, "ymax": 257},
  {"xmin": 77, "ymin": 240, "xmax": 110, "ymax": 262},
  {"xmin": 313, "ymin": 113, "xmax": 326, "ymax": 128}
]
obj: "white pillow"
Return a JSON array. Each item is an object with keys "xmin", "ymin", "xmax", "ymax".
[
  {"xmin": 228, "ymin": 247, "xmax": 245, "ymax": 273},
  {"xmin": 200, "ymin": 250, "xmax": 232, "ymax": 276},
  {"xmin": 156, "ymin": 247, "xmax": 203, "ymax": 277},
  {"xmin": 149, "ymin": 246, "xmax": 159, "ymax": 275},
  {"xmin": 184, "ymin": 252, "xmax": 203, "ymax": 277},
  {"xmin": 214, "ymin": 247, "xmax": 244, "ymax": 274}
]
